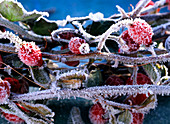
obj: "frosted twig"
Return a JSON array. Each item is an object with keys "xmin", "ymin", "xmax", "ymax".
[
  {"xmin": 131, "ymin": 0, "xmax": 151, "ymax": 18},
  {"xmin": 11, "ymin": 85, "xmax": 170, "ymax": 102},
  {"xmin": 0, "ymin": 43, "xmax": 16, "ymax": 53},
  {"xmin": 153, "ymin": 22, "xmax": 170, "ymax": 35},
  {"xmin": 42, "ymin": 52, "xmax": 170, "ymax": 65},
  {"xmin": 0, "ymin": 18, "xmax": 52, "ymax": 42},
  {"xmin": 97, "ymin": 19, "xmax": 133, "ymax": 51},
  {"xmin": 132, "ymin": 65, "xmax": 138, "ymax": 85},
  {"xmin": 116, "ymin": 5, "xmax": 129, "ymax": 18},
  {"xmin": 141, "ymin": 0, "xmax": 167, "ymax": 14}
]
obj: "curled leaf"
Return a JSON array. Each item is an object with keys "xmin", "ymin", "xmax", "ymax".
[{"xmin": 0, "ymin": 0, "xmax": 48, "ymax": 22}]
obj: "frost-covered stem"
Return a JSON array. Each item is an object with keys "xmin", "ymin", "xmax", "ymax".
[
  {"xmin": 141, "ymin": 0, "xmax": 167, "ymax": 14},
  {"xmin": 97, "ymin": 19, "xmax": 133, "ymax": 51},
  {"xmin": 0, "ymin": 18, "xmax": 52, "ymax": 42},
  {"xmin": 131, "ymin": 0, "xmax": 151, "ymax": 18},
  {"xmin": 141, "ymin": 12, "xmax": 170, "ymax": 22},
  {"xmin": 132, "ymin": 65, "xmax": 138, "ymax": 85},
  {"xmin": 153, "ymin": 22, "xmax": 170, "ymax": 35},
  {"xmin": 43, "ymin": 52, "xmax": 170, "ymax": 65},
  {"xmin": 0, "ymin": 43, "xmax": 16, "ymax": 53},
  {"xmin": 116, "ymin": 5, "xmax": 129, "ymax": 18},
  {"xmin": 11, "ymin": 85, "xmax": 170, "ymax": 101}
]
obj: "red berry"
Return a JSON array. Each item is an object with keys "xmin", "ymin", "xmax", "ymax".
[
  {"xmin": 69, "ymin": 37, "xmax": 90, "ymax": 54},
  {"xmin": 3, "ymin": 77, "xmax": 21, "ymax": 93},
  {"xmin": 0, "ymin": 80, "xmax": 10, "ymax": 104},
  {"xmin": 15, "ymin": 103, "xmax": 30, "ymax": 113},
  {"xmin": 167, "ymin": 0, "xmax": 170, "ymax": 10},
  {"xmin": 128, "ymin": 18, "xmax": 153, "ymax": 46},
  {"xmin": 89, "ymin": 103, "xmax": 108, "ymax": 124},
  {"xmin": 2, "ymin": 112, "xmax": 24, "ymax": 124},
  {"xmin": 105, "ymin": 75, "xmax": 124, "ymax": 86},
  {"xmin": 18, "ymin": 42, "xmax": 43, "ymax": 67},
  {"xmin": 59, "ymin": 32, "xmax": 76, "ymax": 40},
  {"xmin": 126, "ymin": 73, "xmax": 152, "ymax": 85},
  {"xmin": 61, "ymin": 44, "xmax": 80, "ymax": 67},
  {"xmin": 126, "ymin": 73, "xmax": 152, "ymax": 105},
  {"xmin": 131, "ymin": 113, "xmax": 144, "ymax": 124},
  {"xmin": 121, "ymin": 30, "xmax": 140, "ymax": 52}
]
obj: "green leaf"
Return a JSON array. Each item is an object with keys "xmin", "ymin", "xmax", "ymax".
[
  {"xmin": 117, "ymin": 110, "xmax": 133, "ymax": 124},
  {"xmin": 0, "ymin": 0, "xmax": 48, "ymax": 22},
  {"xmin": 88, "ymin": 21, "xmax": 115, "ymax": 36},
  {"xmin": 143, "ymin": 63, "xmax": 161, "ymax": 84},
  {"xmin": 87, "ymin": 68, "xmax": 103, "ymax": 87},
  {"xmin": 31, "ymin": 18, "xmax": 58, "ymax": 36},
  {"xmin": 67, "ymin": 107, "xmax": 85, "ymax": 124},
  {"xmin": 20, "ymin": 101, "xmax": 54, "ymax": 117},
  {"xmin": 29, "ymin": 66, "xmax": 51, "ymax": 88}
]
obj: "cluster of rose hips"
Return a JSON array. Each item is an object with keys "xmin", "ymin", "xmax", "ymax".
[
  {"xmin": 88, "ymin": 73, "xmax": 152, "ymax": 124},
  {"xmin": 0, "ymin": 77, "xmax": 29, "ymax": 123}
]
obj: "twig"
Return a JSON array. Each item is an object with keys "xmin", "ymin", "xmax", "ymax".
[
  {"xmin": 153, "ymin": 22, "xmax": 170, "ymax": 35},
  {"xmin": 11, "ymin": 85, "xmax": 170, "ymax": 101},
  {"xmin": 0, "ymin": 18, "xmax": 52, "ymax": 42}
]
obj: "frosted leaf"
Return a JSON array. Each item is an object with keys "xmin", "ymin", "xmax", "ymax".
[
  {"xmin": 117, "ymin": 110, "xmax": 133, "ymax": 124},
  {"xmin": 67, "ymin": 106, "xmax": 85, "ymax": 124},
  {"xmin": 20, "ymin": 101, "xmax": 55, "ymax": 117},
  {"xmin": 89, "ymin": 12, "xmax": 104, "ymax": 22}
]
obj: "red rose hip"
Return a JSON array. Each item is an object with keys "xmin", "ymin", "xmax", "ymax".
[
  {"xmin": 0, "ymin": 79, "xmax": 10, "ymax": 104},
  {"xmin": 69, "ymin": 37, "xmax": 90, "ymax": 54},
  {"xmin": 18, "ymin": 42, "xmax": 43, "ymax": 67}
]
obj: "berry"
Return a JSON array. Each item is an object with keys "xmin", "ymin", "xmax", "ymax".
[
  {"xmin": 128, "ymin": 18, "xmax": 153, "ymax": 46},
  {"xmin": 131, "ymin": 113, "xmax": 144, "ymax": 124},
  {"xmin": 167, "ymin": 0, "xmax": 170, "ymax": 10},
  {"xmin": 3, "ymin": 77, "xmax": 21, "ymax": 93},
  {"xmin": 105, "ymin": 75, "xmax": 124, "ymax": 86},
  {"xmin": 18, "ymin": 42, "xmax": 43, "ymax": 67},
  {"xmin": 69, "ymin": 37, "xmax": 90, "ymax": 54},
  {"xmin": 121, "ymin": 30, "xmax": 140, "ymax": 52},
  {"xmin": 0, "ymin": 79, "xmax": 10, "ymax": 104},
  {"xmin": 89, "ymin": 102, "xmax": 108, "ymax": 124},
  {"xmin": 2, "ymin": 112, "xmax": 24, "ymax": 124},
  {"xmin": 126, "ymin": 73, "xmax": 152, "ymax": 105},
  {"xmin": 59, "ymin": 32, "xmax": 76, "ymax": 40},
  {"xmin": 61, "ymin": 44, "xmax": 80, "ymax": 67}
]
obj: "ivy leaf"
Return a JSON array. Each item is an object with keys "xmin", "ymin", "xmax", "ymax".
[
  {"xmin": 29, "ymin": 66, "xmax": 51, "ymax": 88},
  {"xmin": 0, "ymin": 0, "xmax": 48, "ymax": 22},
  {"xmin": 31, "ymin": 17, "xmax": 58, "ymax": 36},
  {"xmin": 117, "ymin": 110, "xmax": 133, "ymax": 124},
  {"xmin": 20, "ymin": 101, "xmax": 54, "ymax": 117},
  {"xmin": 87, "ymin": 21, "xmax": 115, "ymax": 36},
  {"xmin": 142, "ymin": 63, "xmax": 161, "ymax": 84}
]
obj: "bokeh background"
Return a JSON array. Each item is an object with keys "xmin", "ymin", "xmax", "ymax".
[{"xmin": 15, "ymin": 0, "xmax": 170, "ymax": 124}]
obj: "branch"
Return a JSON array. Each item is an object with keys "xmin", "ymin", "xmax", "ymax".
[
  {"xmin": 11, "ymin": 85, "xmax": 170, "ymax": 102},
  {"xmin": 0, "ymin": 18, "xmax": 52, "ymax": 42},
  {"xmin": 131, "ymin": 0, "xmax": 151, "ymax": 18},
  {"xmin": 153, "ymin": 22, "xmax": 170, "ymax": 35},
  {"xmin": 42, "ymin": 52, "xmax": 170, "ymax": 65}
]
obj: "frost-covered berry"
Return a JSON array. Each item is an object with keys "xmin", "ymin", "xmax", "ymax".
[
  {"xmin": 89, "ymin": 103, "xmax": 108, "ymax": 124},
  {"xmin": 0, "ymin": 79, "xmax": 10, "ymax": 104},
  {"xmin": 128, "ymin": 18, "xmax": 153, "ymax": 46},
  {"xmin": 126, "ymin": 73, "xmax": 152, "ymax": 105},
  {"xmin": 131, "ymin": 113, "xmax": 144, "ymax": 124},
  {"xmin": 2, "ymin": 112, "xmax": 24, "ymax": 124},
  {"xmin": 105, "ymin": 75, "xmax": 124, "ymax": 86},
  {"xmin": 3, "ymin": 77, "xmax": 21, "ymax": 93},
  {"xmin": 61, "ymin": 44, "xmax": 80, "ymax": 66},
  {"xmin": 59, "ymin": 32, "xmax": 76, "ymax": 40},
  {"xmin": 69, "ymin": 37, "xmax": 90, "ymax": 54},
  {"xmin": 18, "ymin": 42, "xmax": 43, "ymax": 67},
  {"xmin": 121, "ymin": 30, "xmax": 140, "ymax": 52}
]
